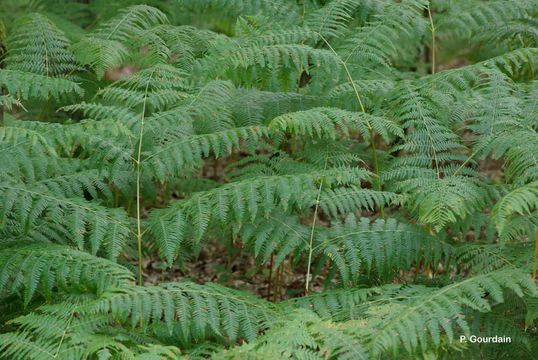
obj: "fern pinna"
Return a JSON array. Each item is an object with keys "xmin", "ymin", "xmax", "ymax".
[{"xmin": 0, "ymin": 0, "xmax": 538, "ymax": 359}]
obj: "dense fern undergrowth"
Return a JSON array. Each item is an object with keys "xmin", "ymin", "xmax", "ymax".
[{"xmin": 1, "ymin": 0, "xmax": 538, "ymax": 358}]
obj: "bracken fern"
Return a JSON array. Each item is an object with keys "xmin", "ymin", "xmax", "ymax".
[{"xmin": 0, "ymin": 0, "xmax": 538, "ymax": 359}]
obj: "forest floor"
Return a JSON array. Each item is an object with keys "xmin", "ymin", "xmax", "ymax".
[{"xmin": 142, "ymin": 238, "xmax": 332, "ymax": 301}]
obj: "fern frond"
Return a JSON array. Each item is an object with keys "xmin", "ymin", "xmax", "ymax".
[
  {"xmin": 329, "ymin": 79, "xmax": 395, "ymax": 111},
  {"xmin": 304, "ymin": 0, "xmax": 361, "ymax": 38},
  {"xmin": 0, "ymin": 302, "xmax": 180, "ymax": 360},
  {"xmin": 362, "ymin": 269, "xmax": 537, "ymax": 355},
  {"xmin": 86, "ymin": 282, "xmax": 276, "ymax": 343},
  {"xmin": 492, "ymin": 181, "xmax": 538, "ymax": 239},
  {"xmin": 269, "ymin": 107, "xmax": 403, "ymax": 142},
  {"xmin": 60, "ymin": 102, "xmax": 136, "ymax": 124},
  {"xmin": 402, "ymin": 176, "xmax": 489, "ymax": 231},
  {"xmin": 0, "ymin": 244, "xmax": 134, "ymax": 304},
  {"xmin": 455, "ymin": 243, "xmax": 535, "ymax": 275},
  {"xmin": 319, "ymin": 215, "xmax": 450, "ymax": 283},
  {"xmin": 147, "ymin": 80, "xmax": 236, "ymax": 135},
  {"xmin": 92, "ymin": 5, "xmax": 168, "ymax": 43},
  {"xmin": 497, "ymin": 126, "xmax": 538, "ymax": 185},
  {"xmin": 176, "ymin": 0, "xmax": 300, "ymax": 24},
  {"xmin": 2, "ymin": 1, "xmax": 537, "ymax": 358},
  {"xmin": 143, "ymin": 126, "xmax": 267, "ymax": 182},
  {"xmin": 483, "ymin": 17, "xmax": 538, "ymax": 49},
  {"xmin": 341, "ymin": 0, "xmax": 428, "ymax": 70},
  {"xmin": 282, "ymin": 286, "xmax": 390, "ymax": 321},
  {"xmin": 149, "ymin": 168, "xmax": 371, "ymax": 264},
  {"xmin": 71, "ymin": 5, "xmax": 168, "ymax": 78},
  {"xmin": 198, "ymin": 37, "xmax": 339, "ymax": 85},
  {"xmin": 214, "ymin": 309, "xmax": 368, "ymax": 359},
  {"xmin": 385, "ymin": 83, "xmax": 466, "ymax": 180},
  {"xmin": 6, "ymin": 13, "xmax": 77, "ymax": 76},
  {"xmin": 437, "ymin": 1, "xmax": 535, "ymax": 42},
  {"xmin": 96, "ymin": 64, "xmax": 188, "ymax": 111},
  {"xmin": 71, "ymin": 37, "xmax": 128, "ymax": 79},
  {"xmin": 319, "ymin": 186, "xmax": 401, "ymax": 218},
  {"xmin": 465, "ymin": 70, "xmax": 525, "ymax": 159},
  {"xmin": 0, "ymin": 69, "xmax": 83, "ymax": 101},
  {"xmin": 0, "ymin": 124, "xmax": 57, "ymax": 156},
  {"xmin": 0, "ymin": 178, "xmax": 131, "ymax": 258},
  {"xmin": 484, "ymin": 47, "xmax": 538, "ymax": 79},
  {"xmin": 240, "ymin": 212, "xmax": 443, "ymax": 285},
  {"xmin": 0, "ymin": 95, "xmax": 23, "ymax": 111}
]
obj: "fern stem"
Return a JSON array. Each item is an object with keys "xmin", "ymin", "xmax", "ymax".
[
  {"xmin": 53, "ymin": 302, "xmax": 77, "ymax": 358},
  {"xmin": 452, "ymin": 151, "xmax": 477, "ymax": 177},
  {"xmin": 135, "ymin": 69, "xmax": 155, "ymax": 286},
  {"xmin": 1, "ymin": 35, "xmax": 5, "ymax": 126},
  {"xmin": 0, "ymin": 89, "xmax": 3, "ymax": 126},
  {"xmin": 277, "ymin": 263, "xmax": 285, "ymax": 300},
  {"xmin": 267, "ymin": 254, "xmax": 274, "ymax": 299},
  {"xmin": 317, "ymin": 33, "xmax": 385, "ymax": 218},
  {"xmin": 427, "ymin": 3, "xmax": 436, "ymax": 75},
  {"xmin": 305, "ymin": 184, "xmax": 322, "ymax": 295},
  {"xmin": 305, "ymin": 158, "xmax": 327, "ymax": 295},
  {"xmin": 532, "ymin": 227, "xmax": 538, "ymax": 281},
  {"xmin": 135, "ymin": 147, "xmax": 144, "ymax": 286}
]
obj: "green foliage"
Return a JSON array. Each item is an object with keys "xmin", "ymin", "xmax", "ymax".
[
  {"xmin": 1, "ymin": 0, "xmax": 538, "ymax": 359},
  {"xmin": 239, "ymin": 215, "xmax": 447, "ymax": 285},
  {"xmin": 0, "ymin": 167, "xmax": 131, "ymax": 258},
  {"xmin": 0, "ymin": 69, "xmax": 83, "ymax": 101},
  {"xmin": 0, "ymin": 244, "xmax": 134, "ymax": 304},
  {"xmin": 149, "ymin": 168, "xmax": 373, "ymax": 264},
  {"xmin": 492, "ymin": 182, "xmax": 538, "ymax": 240},
  {"xmin": 360, "ymin": 269, "xmax": 536, "ymax": 355},
  {"xmin": 87, "ymin": 282, "xmax": 276, "ymax": 343},
  {"xmin": 72, "ymin": 5, "xmax": 168, "ymax": 78},
  {"xmin": 269, "ymin": 107, "xmax": 403, "ymax": 142},
  {"xmin": 220, "ymin": 269, "xmax": 537, "ymax": 358},
  {"xmin": 5, "ymin": 13, "xmax": 78, "ymax": 76}
]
